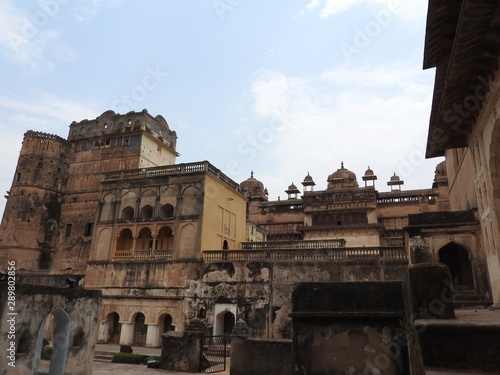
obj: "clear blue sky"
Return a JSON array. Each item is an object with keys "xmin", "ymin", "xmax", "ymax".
[{"xmin": 0, "ymin": 0, "xmax": 441, "ymax": 218}]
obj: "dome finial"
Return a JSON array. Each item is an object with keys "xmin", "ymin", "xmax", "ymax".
[
  {"xmin": 341, "ymin": 161, "xmax": 344, "ymax": 169},
  {"xmin": 251, "ymin": 170, "xmax": 254, "ymax": 178}
]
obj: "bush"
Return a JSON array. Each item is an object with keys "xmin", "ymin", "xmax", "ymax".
[
  {"xmin": 111, "ymin": 353, "xmax": 149, "ymax": 365},
  {"xmin": 41, "ymin": 345, "xmax": 53, "ymax": 360}
]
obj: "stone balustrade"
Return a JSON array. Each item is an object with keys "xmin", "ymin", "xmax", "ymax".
[
  {"xmin": 112, "ymin": 249, "xmax": 173, "ymax": 261},
  {"xmin": 203, "ymin": 247, "xmax": 407, "ymax": 262},
  {"xmin": 241, "ymin": 239, "xmax": 346, "ymax": 250}
]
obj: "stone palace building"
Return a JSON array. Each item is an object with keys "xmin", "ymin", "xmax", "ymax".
[{"xmin": 0, "ymin": 106, "xmax": 495, "ymax": 351}]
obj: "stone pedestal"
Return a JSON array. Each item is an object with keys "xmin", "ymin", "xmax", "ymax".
[
  {"xmin": 160, "ymin": 318, "xmax": 205, "ymax": 372},
  {"xmin": 403, "ymin": 263, "xmax": 455, "ymax": 320}
]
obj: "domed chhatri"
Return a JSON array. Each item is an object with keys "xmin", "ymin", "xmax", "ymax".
[
  {"xmin": 302, "ymin": 172, "xmax": 316, "ymax": 192},
  {"xmin": 285, "ymin": 182, "xmax": 300, "ymax": 200},
  {"xmin": 240, "ymin": 171, "xmax": 268, "ymax": 201},
  {"xmin": 327, "ymin": 162, "xmax": 358, "ymax": 190},
  {"xmin": 387, "ymin": 173, "xmax": 404, "ymax": 191},
  {"xmin": 362, "ymin": 166, "xmax": 377, "ymax": 188},
  {"xmin": 433, "ymin": 160, "xmax": 448, "ymax": 188}
]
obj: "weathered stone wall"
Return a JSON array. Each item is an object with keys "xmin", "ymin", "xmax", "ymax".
[
  {"xmin": 0, "ymin": 283, "xmax": 101, "ymax": 375},
  {"xmin": 196, "ymin": 259, "xmax": 408, "ymax": 339},
  {"xmin": 291, "ymin": 282, "xmax": 408, "ymax": 375},
  {"xmin": 230, "ymin": 338, "xmax": 292, "ymax": 375}
]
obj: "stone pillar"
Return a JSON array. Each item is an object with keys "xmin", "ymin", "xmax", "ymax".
[
  {"xmin": 230, "ymin": 319, "xmax": 250, "ymax": 375},
  {"xmin": 160, "ymin": 318, "xmax": 205, "ymax": 372},
  {"xmin": 403, "ymin": 263, "xmax": 455, "ymax": 320},
  {"xmin": 146, "ymin": 324, "xmax": 161, "ymax": 347},
  {"xmin": 119, "ymin": 323, "xmax": 134, "ymax": 345},
  {"xmin": 98, "ymin": 320, "xmax": 109, "ymax": 343}
]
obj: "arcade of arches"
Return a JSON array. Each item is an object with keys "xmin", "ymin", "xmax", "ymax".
[{"xmin": 100, "ymin": 311, "xmax": 174, "ymax": 347}]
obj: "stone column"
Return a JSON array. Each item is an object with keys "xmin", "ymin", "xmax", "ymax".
[
  {"xmin": 146, "ymin": 324, "xmax": 161, "ymax": 347},
  {"xmin": 98, "ymin": 320, "xmax": 109, "ymax": 343},
  {"xmin": 119, "ymin": 323, "xmax": 134, "ymax": 345}
]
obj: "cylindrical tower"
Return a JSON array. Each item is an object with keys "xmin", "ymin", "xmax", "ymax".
[{"xmin": 0, "ymin": 131, "xmax": 71, "ymax": 270}]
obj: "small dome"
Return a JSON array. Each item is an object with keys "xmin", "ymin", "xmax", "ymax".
[
  {"xmin": 387, "ymin": 173, "xmax": 404, "ymax": 189},
  {"xmin": 390, "ymin": 173, "xmax": 401, "ymax": 182},
  {"xmin": 364, "ymin": 166, "xmax": 374, "ymax": 176},
  {"xmin": 327, "ymin": 162, "xmax": 358, "ymax": 190},
  {"xmin": 435, "ymin": 160, "xmax": 447, "ymax": 177},
  {"xmin": 240, "ymin": 171, "xmax": 268, "ymax": 201},
  {"xmin": 302, "ymin": 172, "xmax": 316, "ymax": 186},
  {"xmin": 288, "ymin": 182, "xmax": 298, "ymax": 191},
  {"xmin": 433, "ymin": 160, "xmax": 448, "ymax": 188}
]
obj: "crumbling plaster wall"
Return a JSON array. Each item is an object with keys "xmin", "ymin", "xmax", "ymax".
[
  {"xmin": 0, "ymin": 283, "xmax": 101, "ymax": 375},
  {"xmin": 194, "ymin": 259, "xmax": 407, "ymax": 339}
]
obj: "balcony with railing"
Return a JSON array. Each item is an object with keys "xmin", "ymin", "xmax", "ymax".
[
  {"xmin": 203, "ymin": 246, "xmax": 407, "ymax": 262},
  {"xmin": 241, "ymin": 239, "xmax": 346, "ymax": 250},
  {"xmin": 112, "ymin": 249, "xmax": 173, "ymax": 261},
  {"xmin": 103, "ymin": 160, "xmax": 242, "ymax": 192}
]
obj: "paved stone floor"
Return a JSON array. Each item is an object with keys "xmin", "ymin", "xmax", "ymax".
[
  {"xmin": 92, "ymin": 360, "xmax": 230, "ymax": 375},
  {"xmin": 92, "ymin": 343, "xmax": 230, "ymax": 375}
]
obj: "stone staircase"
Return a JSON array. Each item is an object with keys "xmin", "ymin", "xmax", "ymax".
[
  {"xmin": 417, "ymin": 311, "xmax": 500, "ymax": 374},
  {"xmin": 93, "ymin": 351, "xmax": 114, "ymax": 363},
  {"xmin": 405, "ymin": 264, "xmax": 500, "ymax": 375}
]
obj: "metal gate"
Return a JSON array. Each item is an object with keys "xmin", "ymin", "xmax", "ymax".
[{"xmin": 200, "ymin": 335, "xmax": 227, "ymax": 373}]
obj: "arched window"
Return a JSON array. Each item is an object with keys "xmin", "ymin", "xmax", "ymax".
[
  {"xmin": 160, "ymin": 204, "xmax": 174, "ymax": 219},
  {"xmin": 157, "ymin": 226, "xmax": 174, "ymax": 250},
  {"xmin": 140, "ymin": 205, "xmax": 153, "ymax": 220},
  {"xmin": 121, "ymin": 206, "xmax": 134, "ymax": 221},
  {"xmin": 137, "ymin": 227, "xmax": 153, "ymax": 250},
  {"xmin": 116, "ymin": 228, "xmax": 133, "ymax": 252}
]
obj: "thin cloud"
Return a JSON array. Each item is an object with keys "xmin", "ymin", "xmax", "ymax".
[
  {"xmin": 305, "ymin": 0, "xmax": 427, "ymax": 21},
  {"xmin": 245, "ymin": 60, "xmax": 439, "ymax": 199},
  {"xmin": 0, "ymin": 0, "xmax": 76, "ymax": 70},
  {"xmin": 74, "ymin": 0, "xmax": 123, "ymax": 22},
  {"xmin": 0, "ymin": 91, "xmax": 101, "ymax": 133}
]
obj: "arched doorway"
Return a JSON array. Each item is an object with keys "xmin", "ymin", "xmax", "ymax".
[
  {"xmin": 33, "ymin": 308, "xmax": 70, "ymax": 375},
  {"xmin": 214, "ymin": 299, "xmax": 236, "ymax": 342},
  {"xmin": 155, "ymin": 314, "xmax": 174, "ymax": 347},
  {"xmin": 133, "ymin": 312, "xmax": 147, "ymax": 346},
  {"xmin": 438, "ymin": 242, "xmax": 474, "ymax": 290},
  {"xmin": 223, "ymin": 311, "xmax": 235, "ymax": 342},
  {"xmin": 106, "ymin": 312, "xmax": 121, "ymax": 344}
]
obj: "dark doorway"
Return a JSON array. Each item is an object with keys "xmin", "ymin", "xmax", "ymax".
[
  {"xmin": 133, "ymin": 313, "xmax": 147, "ymax": 346},
  {"xmin": 163, "ymin": 314, "xmax": 173, "ymax": 333},
  {"xmin": 439, "ymin": 243, "xmax": 474, "ymax": 290},
  {"xmin": 223, "ymin": 311, "xmax": 235, "ymax": 343},
  {"xmin": 107, "ymin": 312, "xmax": 121, "ymax": 344}
]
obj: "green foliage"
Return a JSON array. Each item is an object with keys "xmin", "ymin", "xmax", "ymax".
[
  {"xmin": 111, "ymin": 352, "xmax": 150, "ymax": 365},
  {"xmin": 41, "ymin": 345, "xmax": 53, "ymax": 360}
]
